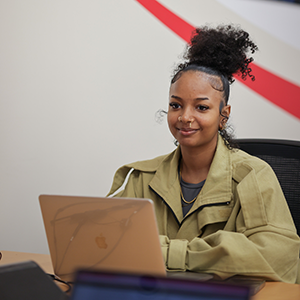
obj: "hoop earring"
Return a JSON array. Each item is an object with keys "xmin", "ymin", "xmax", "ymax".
[
  {"xmin": 220, "ymin": 112, "xmax": 229, "ymax": 120},
  {"xmin": 219, "ymin": 123, "xmax": 227, "ymax": 131}
]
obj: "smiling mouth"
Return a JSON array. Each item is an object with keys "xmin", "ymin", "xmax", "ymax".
[
  {"xmin": 178, "ymin": 126, "xmax": 199, "ymax": 131},
  {"xmin": 177, "ymin": 127, "xmax": 199, "ymax": 135}
]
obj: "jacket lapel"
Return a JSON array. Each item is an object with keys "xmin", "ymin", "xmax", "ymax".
[
  {"xmin": 150, "ymin": 137, "xmax": 233, "ymax": 225},
  {"xmin": 190, "ymin": 138, "xmax": 233, "ymax": 211},
  {"xmin": 149, "ymin": 147, "xmax": 184, "ymax": 223}
]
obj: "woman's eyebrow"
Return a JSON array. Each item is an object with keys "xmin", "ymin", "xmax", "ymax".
[
  {"xmin": 170, "ymin": 95, "xmax": 209, "ymax": 101},
  {"xmin": 170, "ymin": 95, "xmax": 181, "ymax": 100},
  {"xmin": 195, "ymin": 97, "xmax": 209, "ymax": 101}
]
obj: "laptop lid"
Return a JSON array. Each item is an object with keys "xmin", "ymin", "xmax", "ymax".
[
  {"xmin": 70, "ymin": 269, "xmax": 251, "ymax": 300},
  {"xmin": 39, "ymin": 195, "xmax": 166, "ymax": 282}
]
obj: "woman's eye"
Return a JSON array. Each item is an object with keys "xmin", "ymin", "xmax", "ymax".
[
  {"xmin": 197, "ymin": 105, "xmax": 209, "ymax": 111},
  {"xmin": 169, "ymin": 102, "xmax": 181, "ymax": 109}
]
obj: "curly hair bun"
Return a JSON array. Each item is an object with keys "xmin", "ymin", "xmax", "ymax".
[{"xmin": 183, "ymin": 24, "xmax": 258, "ymax": 83}]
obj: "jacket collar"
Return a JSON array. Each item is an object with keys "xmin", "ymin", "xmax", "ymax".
[{"xmin": 149, "ymin": 136, "xmax": 233, "ymax": 223}]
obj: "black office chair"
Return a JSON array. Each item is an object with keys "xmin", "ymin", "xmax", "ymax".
[{"xmin": 235, "ymin": 138, "xmax": 300, "ymax": 235}]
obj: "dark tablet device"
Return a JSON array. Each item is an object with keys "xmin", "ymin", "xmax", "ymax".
[{"xmin": 0, "ymin": 260, "xmax": 68, "ymax": 300}]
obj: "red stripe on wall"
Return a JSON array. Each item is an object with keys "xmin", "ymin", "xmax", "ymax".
[
  {"xmin": 237, "ymin": 64, "xmax": 300, "ymax": 119},
  {"xmin": 136, "ymin": 0, "xmax": 300, "ymax": 120}
]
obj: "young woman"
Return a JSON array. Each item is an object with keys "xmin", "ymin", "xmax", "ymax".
[{"xmin": 107, "ymin": 24, "xmax": 300, "ymax": 283}]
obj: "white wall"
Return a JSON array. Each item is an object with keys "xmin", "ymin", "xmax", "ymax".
[{"xmin": 0, "ymin": 0, "xmax": 299, "ymax": 254}]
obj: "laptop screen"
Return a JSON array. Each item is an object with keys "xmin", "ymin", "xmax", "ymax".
[{"xmin": 70, "ymin": 270, "xmax": 251, "ymax": 300}]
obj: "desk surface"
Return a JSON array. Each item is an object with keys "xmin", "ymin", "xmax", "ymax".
[{"xmin": 1, "ymin": 250, "xmax": 300, "ymax": 300}]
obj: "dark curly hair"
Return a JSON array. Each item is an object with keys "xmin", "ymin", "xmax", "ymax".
[{"xmin": 171, "ymin": 24, "xmax": 258, "ymax": 148}]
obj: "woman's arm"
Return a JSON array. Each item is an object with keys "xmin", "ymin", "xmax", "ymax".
[{"xmin": 160, "ymin": 225, "xmax": 300, "ymax": 282}]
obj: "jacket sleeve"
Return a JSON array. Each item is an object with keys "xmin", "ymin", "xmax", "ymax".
[
  {"xmin": 160, "ymin": 226, "xmax": 299, "ymax": 282},
  {"xmin": 160, "ymin": 162, "xmax": 300, "ymax": 283}
]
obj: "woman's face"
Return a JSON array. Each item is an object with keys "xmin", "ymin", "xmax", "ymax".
[{"xmin": 167, "ymin": 70, "xmax": 230, "ymax": 150}]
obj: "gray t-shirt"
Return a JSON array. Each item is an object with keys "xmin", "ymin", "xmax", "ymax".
[{"xmin": 180, "ymin": 178, "xmax": 206, "ymax": 217}]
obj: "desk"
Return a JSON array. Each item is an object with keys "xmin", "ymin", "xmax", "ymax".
[
  {"xmin": 0, "ymin": 250, "xmax": 53, "ymax": 273},
  {"xmin": 1, "ymin": 250, "xmax": 300, "ymax": 300}
]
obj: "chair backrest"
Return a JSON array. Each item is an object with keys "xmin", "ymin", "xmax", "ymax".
[{"xmin": 235, "ymin": 138, "xmax": 300, "ymax": 235}]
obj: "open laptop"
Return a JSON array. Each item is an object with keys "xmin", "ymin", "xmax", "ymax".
[
  {"xmin": 70, "ymin": 269, "xmax": 252, "ymax": 300},
  {"xmin": 39, "ymin": 195, "xmax": 167, "ymax": 282},
  {"xmin": 39, "ymin": 194, "xmax": 264, "ymax": 295}
]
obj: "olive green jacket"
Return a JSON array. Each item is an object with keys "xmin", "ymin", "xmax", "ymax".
[{"xmin": 107, "ymin": 138, "xmax": 300, "ymax": 283}]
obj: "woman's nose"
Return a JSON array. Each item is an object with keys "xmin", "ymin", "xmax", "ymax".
[{"xmin": 181, "ymin": 109, "xmax": 194, "ymax": 123}]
